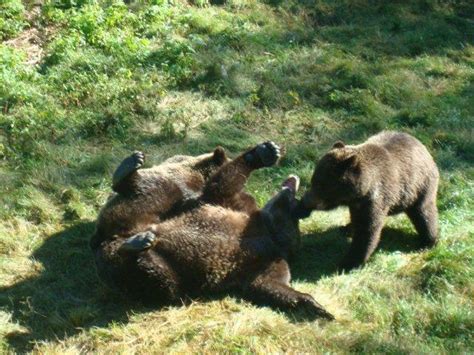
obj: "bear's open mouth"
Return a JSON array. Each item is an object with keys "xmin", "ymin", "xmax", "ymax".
[{"xmin": 281, "ymin": 175, "xmax": 300, "ymax": 194}]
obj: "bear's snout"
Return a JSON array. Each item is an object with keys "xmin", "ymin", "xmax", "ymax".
[
  {"xmin": 302, "ymin": 191, "xmax": 316, "ymax": 208},
  {"xmin": 301, "ymin": 190, "xmax": 328, "ymax": 211}
]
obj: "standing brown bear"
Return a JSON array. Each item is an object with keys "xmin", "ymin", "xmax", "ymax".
[
  {"xmin": 92, "ymin": 143, "xmax": 333, "ymax": 320},
  {"xmin": 295, "ymin": 131, "xmax": 439, "ymax": 271}
]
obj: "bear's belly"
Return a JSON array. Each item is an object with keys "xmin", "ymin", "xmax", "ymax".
[
  {"xmin": 388, "ymin": 190, "xmax": 419, "ymax": 215},
  {"xmin": 388, "ymin": 205, "xmax": 407, "ymax": 215},
  {"xmin": 155, "ymin": 231, "xmax": 245, "ymax": 286},
  {"xmin": 151, "ymin": 207, "xmax": 251, "ymax": 287}
]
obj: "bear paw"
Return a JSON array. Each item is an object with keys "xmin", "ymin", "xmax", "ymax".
[
  {"xmin": 245, "ymin": 141, "xmax": 280, "ymax": 168},
  {"xmin": 296, "ymin": 294, "xmax": 335, "ymax": 321},
  {"xmin": 119, "ymin": 231, "xmax": 156, "ymax": 254},
  {"xmin": 112, "ymin": 151, "xmax": 145, "ymax": 187},
  {"xmin": 338, "ymin": 257, "xmax": 362, "ymax": 273}
]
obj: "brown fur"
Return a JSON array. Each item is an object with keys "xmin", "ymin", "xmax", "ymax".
[
  {"xmin": 90, "ymin": 148, "xmax": 229, "ymax": 250},
  {"xmin": 298, "ymin": 131, "xmax": 439, "ymax": 271},
  {"xmin": 90, "ymin": 148, "xmax": 229, "ymax": 298},
  {"xmin": 91, "ymin": 144, "xmax": 333, "ymax": 319}
]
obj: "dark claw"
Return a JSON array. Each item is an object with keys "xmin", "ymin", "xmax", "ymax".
[
  {"xmin": 316, "ymin": 307, "xmax": 335, "ymax": 321},
  {"xmin": 337, "ymin": 258, "xmax": 362, "ymax": 274},
  {"xmin": 132, "ymin": 151, "xmax": 145, "ymax": 167},
  {"xmin": 133, "ymin": 151, "xmax": 145, "ymax": 168}
]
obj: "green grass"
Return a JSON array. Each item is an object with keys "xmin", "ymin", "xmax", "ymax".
[{"xmin": 1, "ymin": 0, "xmax": 473, "ymax": 353}]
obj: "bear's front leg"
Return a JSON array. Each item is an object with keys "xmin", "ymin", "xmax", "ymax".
[
  {"xmin": 243, "ymin": 141, "xmax": 281, "ymax": 169},
  {"xmin": 112, "ymin": 151, "xmax": 145, "ymax": 194},
  {"xmin": 340, "ymin": 204, "xmax": 386, "ymax": 271},
  {"xmin": 202, "ymin": 142, "xmax": 280, "ymax": 204}
]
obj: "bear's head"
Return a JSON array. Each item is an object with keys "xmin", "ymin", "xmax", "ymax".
[
  {"xmin": 194, "ymin": 146, "xmax": 230, "ymax": 180},
  {"xmin": 262, "ymin": 175, "xmax": 301, "ymax": 252},
  {"xmin": 300, "ymin": 141, "xmax": 364, "ymax": 212}
]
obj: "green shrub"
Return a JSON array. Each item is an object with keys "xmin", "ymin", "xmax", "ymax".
[{"xmin": 0, "ymin": 0, "xmax": 26, "ymax": 40}]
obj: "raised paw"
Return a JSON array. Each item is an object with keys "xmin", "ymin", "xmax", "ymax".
[
  {"xmin": 245, "ymin": 141, "xmax": 281, "ymax": 168},
  {"xmin": 119, "ymin": 231, "xmax": 156, "ymax": 254},
  {"xmin": 112, "ymin": 151, "xmax": 145, "ymax": 188},
  {"xmin": 295, "ymin": 293, "xmax": 335, "ymax": 321},
  {"xmin": 132, "ymin": 151, "xmax": 145, "ymax": 167},
  {"xmin": 256, "ymin": 141, "xmax": 280, "ymax": 166}
]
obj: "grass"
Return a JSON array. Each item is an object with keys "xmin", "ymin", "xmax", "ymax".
[{"xmin": 1, "ymin": 0, "xmax": 473, "ymax": 353}]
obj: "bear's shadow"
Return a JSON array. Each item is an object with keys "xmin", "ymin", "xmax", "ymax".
[
  {"xmin": 291, "ymin": 224, "xmax": 424, "ymax": 282},
  {"xmin": 2, "ymin": 221, "xmax": 422, "ymax": 351},
  {"xmin": 1, "ymin": 221, "xmax": 140, "ymax": 353}
]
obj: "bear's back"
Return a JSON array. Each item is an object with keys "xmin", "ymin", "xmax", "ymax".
[
  {"xmin": 367, "ymin": 131, "xmax": 438, "ymax": 177},
  {"xmin": 363, "ymin": 131, "xmax": 438, "ymax": 213}
]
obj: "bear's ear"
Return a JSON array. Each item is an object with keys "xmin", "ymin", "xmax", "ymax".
[
  {"xmin": 332, "ymin": 141, "xmax": 345, "ymax": 149},
  {"xmin": 213, "ymin": 146, "xmax": 227, "ymax": 165},
  {"xmin": 339, "ymin": 152, "xmax": 360, "ymax": 172}
]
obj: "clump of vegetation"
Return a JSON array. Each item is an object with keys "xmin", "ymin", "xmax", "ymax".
[
  {"xmin": 0, "ymin": 0, "xmax": 473, "ymax": 353},
  {"xmin": 0, "ymin": 0, "xmax": 26, "ymax": 40}
]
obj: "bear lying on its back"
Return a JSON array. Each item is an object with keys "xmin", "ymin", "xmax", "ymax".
[
  {"xmin": 92, "ymin": 143, "xmax": 333, "ymax": 320},
  {"xmin": 90, "ymin": 147, "xmax": 229, "ymax": 250},
  {"xmin": 296, "ymin": 131, "xmax": 439, "ymax": 271}
]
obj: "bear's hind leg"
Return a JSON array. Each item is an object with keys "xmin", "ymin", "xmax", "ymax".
[
  {"xmin": 136, "ymin": 251, "xmax": 183, "ymax": 304},
  {"xmin": 406, "ymin": 190, "xmax": 438, "ymax": 248},
  {"xmin": 245, "ymin": 260, "xmax": 334, "ymax": 320},
  {"xmin": 244, "ymin": 141, "xmax": 280, "ymax": 168},
  {"xmin": 112, "ymin": 151, "xmax": 145, "ymax": 194}
]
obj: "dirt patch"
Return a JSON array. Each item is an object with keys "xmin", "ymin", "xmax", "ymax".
[
  {"xmin": 4, "ymin": 4, "xmax": 54, "ymax": 66},
  {"xmin": 4, "ymin": 26, "xmax": 43, "ymax": 65}
]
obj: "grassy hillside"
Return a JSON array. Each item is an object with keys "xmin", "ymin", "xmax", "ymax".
[{"xmin": 1, "ymin": 0, "xmax": 473, "ymax": 353}]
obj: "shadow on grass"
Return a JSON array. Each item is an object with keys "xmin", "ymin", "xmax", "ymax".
[
  {"xmin": 1, "ymin": 221, "xmax": 143, "ymax": 353},
  {"xmin": 1, "ymin": 219, "xmax": 333, "ymax": 353},
  {"xmin": 291, "ymin": 225, "xmax": 425, "ymax": 283},
  {"xmin": 267, "ymin": 0, "xmax": 474, "ymax": 58}
]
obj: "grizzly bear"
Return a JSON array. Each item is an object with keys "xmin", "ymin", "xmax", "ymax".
[
  {"xmin": 91, "ymin": 143, "xmax": 333, "ymax": 320},
  {"xmin": 90, "ymin": 146, "xmax": 235, "ymax": 300},
  {"xmin": 90, "ymin": 147, "xmax": 229, "ymax": 250},
  {"xmin": 295, "ymin": 131, "xmax": 439, "ymax": 271}
]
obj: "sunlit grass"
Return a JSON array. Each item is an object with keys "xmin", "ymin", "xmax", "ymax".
[{"xmin": 1, "ymin": 0, "xmax": 473, "ymax": 353}]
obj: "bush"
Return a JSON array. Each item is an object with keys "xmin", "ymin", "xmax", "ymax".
[{"xmin": 0, "ymin": 0, "xmax": 26, "ymax": 40}]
